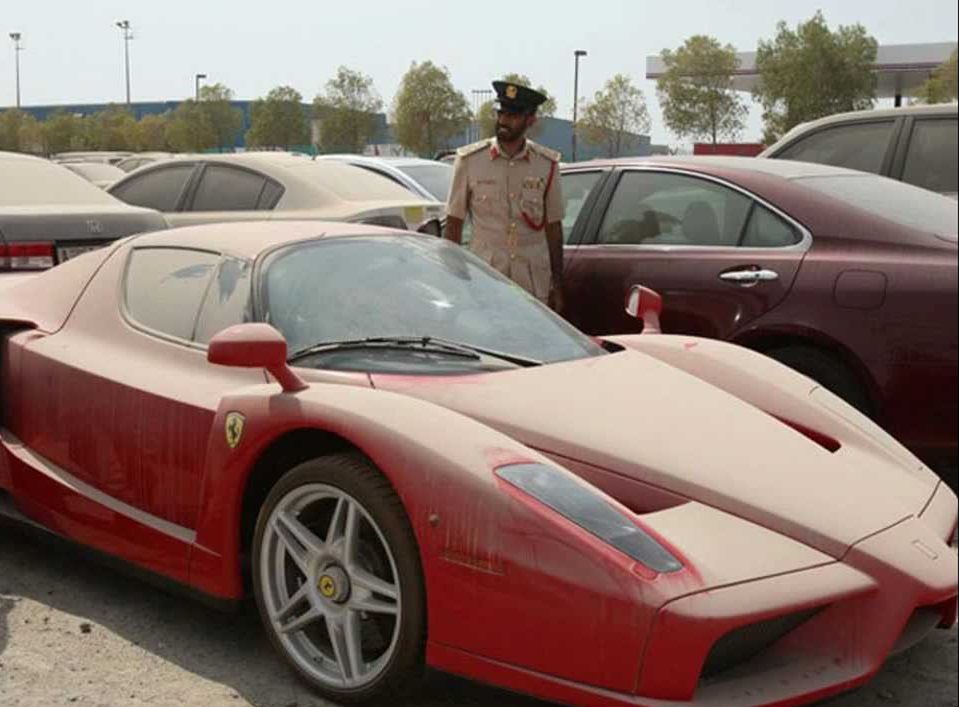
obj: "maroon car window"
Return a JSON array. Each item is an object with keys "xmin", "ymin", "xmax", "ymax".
[
  {"xmin": 776, "ymin": 121, "xmax": 895, "ymax": 175},
  {"xmin": 191, "ymin": 165, "xmax": 269, "ymax": 212},
  {"xmin": 193, "ymin": 257, "xmax": 253, "ymax": 344},
  {"xmin": 560, "ymin": 171, "xmax": 603, "ymax": 240},
  {"xmin": 124, "ymin": 247, "xmax": 219, "ymax": 340},
  {"xmin": 597, "ymin": 172, "xmax": 751, "ymax": 247},
  {"xmin": 740, "ymin": 204, "xmax": 801, "ymax": 248},
  {"xmin": 901, "ymin": 118, "xmax": 958, "ymax": 195},
  {"xmin": 110, "ymin": 164, "xmax": 194, "ymax": 212}
]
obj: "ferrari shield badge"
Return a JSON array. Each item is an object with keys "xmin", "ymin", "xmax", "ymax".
[{"xmin": 225, "ymin": 412, "xmax": 246, "ymax": 449}]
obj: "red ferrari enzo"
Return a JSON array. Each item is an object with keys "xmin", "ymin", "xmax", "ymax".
[{"xmin": 1, "ymin": 222, "xmax": 956, "ymax": 706}]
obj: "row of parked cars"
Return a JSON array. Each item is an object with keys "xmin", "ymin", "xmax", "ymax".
[{"xmin": 0, "ymin": 102, "xmax": 957, "ymax": 707}]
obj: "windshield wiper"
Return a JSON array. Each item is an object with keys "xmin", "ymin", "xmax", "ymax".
[{"xmin": 288, "ymin": 336, "xmax": 542, "ymax": 367}]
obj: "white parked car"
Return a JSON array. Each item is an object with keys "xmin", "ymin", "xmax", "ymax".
[
  {"xmin": 107, "ymin": 153, "xmax": 444, "ymax": 232},
  {"xmin": 61, "ymin": 161, "xmax": 127, "ymax": 189},
  {"xmin": 316, "ymin": 155, "xmax": 453, "ymax": 202}
]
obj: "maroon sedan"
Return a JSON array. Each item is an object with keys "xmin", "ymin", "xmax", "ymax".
[{"xmin": 559, "ymin": 157, "xmax": 958, "ymax": 484}]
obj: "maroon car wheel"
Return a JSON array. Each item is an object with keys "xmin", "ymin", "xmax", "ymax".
[{"xmin": 252, "ymin": 453, "xmax": 426, "ymax": 703}]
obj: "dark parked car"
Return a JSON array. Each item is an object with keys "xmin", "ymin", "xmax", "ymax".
[
  {"xmin": 559, "ymin": 156, "xmax": 958, "ymax": 482},
  {"xmin": 1, "ymin": 151, "xmax": 167, "ymax": 274},
  {"xmin": 760, "ymin": 104, "xmax": 958, "ymax": 199}
]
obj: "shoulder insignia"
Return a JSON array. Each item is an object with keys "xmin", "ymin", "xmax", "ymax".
[
  {"xmin": 456, "ymin": 139, "xmax": 493, "ymax": 158},
  {"xmin": 528, "ymin": 141, "xmax": 562, "ymax": 163}
]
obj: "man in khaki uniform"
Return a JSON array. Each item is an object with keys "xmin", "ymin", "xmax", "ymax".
[{"xmin": 445, "ymin": 81, "xmax": 565, "ymax": 311}]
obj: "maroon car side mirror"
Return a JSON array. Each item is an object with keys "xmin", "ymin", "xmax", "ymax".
[
  {"xmin": 624, "ymin": 285, "xmax": 663, "ymax": 334},
  {"xmin": 207, "ymin": 323, "xmax": 307, "ymax": 392}
]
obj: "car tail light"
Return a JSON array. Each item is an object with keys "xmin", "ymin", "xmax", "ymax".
[
  {"xmin": 0, "ymin": 242, "xmax": 55, "ymax": 271},
  {"xmin": 495, "ymin": 463, "xmax": 683, "ymax": 574}
]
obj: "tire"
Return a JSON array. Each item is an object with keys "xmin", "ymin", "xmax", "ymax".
[
  {"xmin": 252, "ymin": 452, "xmax": 426, "ymax": 703},
  {"xmin": 765, "ymin": 345, "xmax": 873, "ymax": 416}
]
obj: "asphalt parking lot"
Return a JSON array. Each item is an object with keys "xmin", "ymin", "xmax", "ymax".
[{"xmin": 1, "ymin": 523, "xmax": 956, "ymax": 707}]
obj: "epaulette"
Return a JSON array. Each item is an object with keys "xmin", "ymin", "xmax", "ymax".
[
  {"xmin": 456, "ymin": 139, "xmax": 493, "ymax": 158},
  {"xmin": 527, "ymin": 141, "xmax": 561, "ymax": 162}
]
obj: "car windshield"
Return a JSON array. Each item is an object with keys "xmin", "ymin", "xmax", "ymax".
[
  {"xmin": 0, "ymin": 158, "xmax": 119, "ymax": 206},
  {"xmin": 260, "ymin": 235, "xmax": 603, "ymax": 373},
  {"xmin": 396, "ymin": 163, "xmax": 453, "ymax": 201},
  {"xmin": 794, "ymin": 174, "xmax": 959, "ymax": 236}
]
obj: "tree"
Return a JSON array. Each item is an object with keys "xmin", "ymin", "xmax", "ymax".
[
  {"xmin": 85, "ymin": 106, "xmax": 138, "ymax": 150},
  {"xmin": 41, "ymin": 110, "xmax": 84, "ymax": 154},
  {"xmin": 314, "ymin": 66, "xmax": 383, "ymax": 153},
  {"xmin": 579, "ymin": 74, "xmax": 651, "ymax": 157},
  {"xmin": 392, "ymin": 61, "xmax": 470, "ymax": 156},
  {"xmin": 476, "ymin": 73, "xmax": 558, "ymax": 139},
  {"xmin": 0, "ymin": 109, "xmax": 29, "ymax": 151},
  {"xmin": 657, "ymin": 35, "xmax": 747, "ymax": 145},
  {"xmin": 132, "ymin": 114, "xmax": 172, "ymax": 151},
  {"xmin": 913, "ymin": 50, "xmax": 958, "ymax": 104},
  {"xmin": 198, "ymin": 83, "xmax": 244, "ymax": 150},
  {"xmin": 246, "ymin": 86, "xmax": 310, "ymax": 150},
  {"xmin": 165, "ymin": 100, "xmax": 216, "ymax": 152},
  {"xmin": 755, "ymin": 11, "xmax": 877, "ymax": 143}
]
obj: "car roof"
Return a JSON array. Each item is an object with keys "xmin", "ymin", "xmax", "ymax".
[
  {"xmin": 320, "ymin": 155, "xmax": 444, "ymax": 168},
  {"xmin": 127, "ymin": 219, "xmax": 409, "ymax": 259},
  {"xmin": 565, "ymin": 155, "xmax": 868, "ymax": 180}
]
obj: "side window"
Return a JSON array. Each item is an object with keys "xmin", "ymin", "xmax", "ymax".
[
  {"xmin": 560, "ymin": 171, "xmax": 603, "ymax": 241},
  {"xmin": 740, "ymin": 204, "xmax": 801, "ymax": 248},
  {"xmin": 110, "ymin": 164, "xmax": 195, "ymax": 211},
  {"xmin": 776, "ymin": 121, "xmax": 895, "ymax": 174},
  {"xmin": 190, "ymin": 165, "xmax": 270, "ymax": 212},
  {"xmin": 194, "ymin": 257, "xmax": 253, "ymax": 344},
  {"xmin": 124, "ymin": 248, "xmax": 219, "ymax": 340},
  {"xmin": 598, "ymin": 172, "xmax": 751, "ymax": 247},
  {"xmin": 901, "ymin": 118, "xmax": 958, "ymax": 195},
  {"xmin": 258, "ymin": 180, "xmax": 284, "ymax": 209}
]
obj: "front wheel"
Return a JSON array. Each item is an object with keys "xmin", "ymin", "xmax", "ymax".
[{"xmin": 252, "ymin": 453, "xmax": 426, "ymax": 703}]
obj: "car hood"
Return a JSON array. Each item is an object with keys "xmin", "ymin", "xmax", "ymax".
[{"xmin": 372, "ymin": 351, "xmax": 926, "ymax": 559}]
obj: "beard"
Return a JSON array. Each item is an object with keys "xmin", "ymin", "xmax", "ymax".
[{"xmin": 496, "ymin": 121, "xmax": 526, "ymax": 143}]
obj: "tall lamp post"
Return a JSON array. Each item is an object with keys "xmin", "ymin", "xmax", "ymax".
[
  {"xmin": 115, "ymin": 20, "xmax": 133, "ymax": 105},
  {"xmin": 571, "ymin": 49, "xmax": 588, "ymax": 162},
  {"xmin": 471, "ymin": 88, "xmax": 493, "ymax": 143},
  {"xmin": 9, "ymin": 32, "xmax": 23, "ymax": 109},
  {"xmin": 195, "ymin": 73, "xmax": 207, "ymax": 101}
]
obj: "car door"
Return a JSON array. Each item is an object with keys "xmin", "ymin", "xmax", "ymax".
[
  {"xmin": 890, "ymin": 114, "xmax": 959, "ymax": 197},
  {"xmin": 170, "ymin": 163, "xmax": 284, "ymax": 227},
  {"xmin": 563, "ymin": 168, "xmax": 809, "ymax": 339}
]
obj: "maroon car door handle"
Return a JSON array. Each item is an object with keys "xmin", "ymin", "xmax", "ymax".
[{"xmin": 719, "ymin": 268, "xmax": 780, "ymax": 285}]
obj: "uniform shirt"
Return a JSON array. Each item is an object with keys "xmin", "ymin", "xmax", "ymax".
[{"xmin": 446, "ymin": 138, "xmax": 564, "ymax": 302}]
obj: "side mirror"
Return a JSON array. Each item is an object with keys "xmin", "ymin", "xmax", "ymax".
[
  {"xmin": 208, "ymin": 323, "xmax": 307, "ymax": 392},
  {"xmin": 624, "ymin": 285, "xmax": 663, "ymax": 334}
]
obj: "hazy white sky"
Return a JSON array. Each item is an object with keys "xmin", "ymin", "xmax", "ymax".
[{"xmin": 2, "ymin": 0, "xmax": 956, "ymax": 145}]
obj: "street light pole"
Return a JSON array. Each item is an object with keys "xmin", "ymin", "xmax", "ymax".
[
  {"xmin": 115, "ymin": 20, "xmax": 133, "ymax": 105},
  {"xmin": 471, "ymin": 88, "xmax": 493, "ymax": 143},
  {"xmin": 9, "ymin": 33, "xmax": 23, "ymax": 109},
  {"xmin": 195, "ymin": 73, "xmax": 207, "ymax": 101},
  {"xmin": 571, "ymin": 49, "xmax": 587, "ymax": 162}
]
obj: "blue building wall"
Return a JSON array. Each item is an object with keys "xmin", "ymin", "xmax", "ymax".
[{"xmin": 14, "ymin": 101, "xmax": 650, "ymax": 160}]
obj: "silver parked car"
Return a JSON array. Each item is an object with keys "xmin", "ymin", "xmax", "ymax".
[
  {"xmin": 108, "ymin": 153, "xmax": 443, "ymax": 232},
  {"xmin": 1, "ymin": 151, "xmax": 167, "ymax": 274},
  {"xmin": 316, "ymin": 155, "xmax": 453, "ymax": 202},
  {"xmin": 61, "ymin": 162, "xmax": 127, "ymax": 189},
  {"xmin": 760, "ymin": 103, "xmax": 958, "ymax": 198}
]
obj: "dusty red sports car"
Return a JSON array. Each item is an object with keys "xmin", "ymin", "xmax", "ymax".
[
  {"xmin": 1, "ymin": 222, "xmax": 957, "ymax": 706},
  {"xmin": 559, "ymin": 157, "xmax": 958, "ymax": 482}
]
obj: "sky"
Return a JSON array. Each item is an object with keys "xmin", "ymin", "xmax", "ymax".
[{"xmin": 2, "ymin": 0, "xmax": 957, "ymax": 147}]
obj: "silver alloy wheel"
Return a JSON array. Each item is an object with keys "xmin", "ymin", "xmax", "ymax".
[{"xmin": 259, "ymin": 483, "xmax": 402, "ymax": 690}]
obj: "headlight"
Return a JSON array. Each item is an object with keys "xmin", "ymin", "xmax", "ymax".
[{"xmin": 496, "ymin": 463, "xmax": 683, "ymax": 574}]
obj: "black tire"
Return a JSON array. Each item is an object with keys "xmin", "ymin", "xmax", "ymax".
[
  {"xmin": 252, "ymin": 452, "xmax": 426, "ymax": 704},
  {"xmin": 765, "ymin": 345, "xmax": 874, "ymax": 416}
]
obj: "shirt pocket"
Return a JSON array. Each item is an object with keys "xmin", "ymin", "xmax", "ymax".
[
  {"xmin": 520, "ymin": 183, "xmax": 544, "ymax": 222},
  {"xmin": 471, "ymin": 181, "xmax": 500, "ymax": 217}
]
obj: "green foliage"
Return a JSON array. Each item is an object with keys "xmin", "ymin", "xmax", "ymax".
[
  {"xmin": 913, "ymin": 50, "xmax": 958, "ymax": 104},
  {"xmin": 314, "ymin": 66, "xmax": 383, "ymax": 153},
  {"xmin": 392, "ymin": 61, "xmax": 470, "ymax": 156},
  {"xmin": 166, "ymin": 100, "xmax": 216, "ymax": 152},
  {"xmin": 132, "ymin": 114, "xmax": 172, "ymax": 151},
  {"xmin": 198, "ymin": 83, "xmax": 244, "ymax": 150},
  {"xmin": 86, "ymin": 106, "xmax": 138, "ymax": 150},
  {"xmin": 476, "ymin": 73, "xmax": 558, "ymax": 140},
  {"xmin": 755, "ymin": 11, "xmax": 877, "ymax": 143},
  {"xmin": 0, "ymin": 109, "xmax": 36, "ymax": 152},
  {"xmin": 246, "ymin": 86, "xmax": 310, "ymax": 150},
  {"xmin": 657, "ymin": 35, "xmax": 747, "ymax": 144},
  {"xmin": 579, "ymin": 74, "xmax": 651, "ymax": 158},
  {"xmin": 40, "ymin": 111, "xmax": 84, "ymax": 153}
]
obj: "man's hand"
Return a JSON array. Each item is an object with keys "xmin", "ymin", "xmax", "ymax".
[
  {"xmin": 444, "ymin": 216, "xmax": 464, "ymax": 245},
  {"xmin": 548, "ymin": 282, "xmax": 565, "ymax": 314}
]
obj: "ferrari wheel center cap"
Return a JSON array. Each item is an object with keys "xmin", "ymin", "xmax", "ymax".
[{"xmin": 317, "ymin": 566, "xmax": 350, "ymax": 604}]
